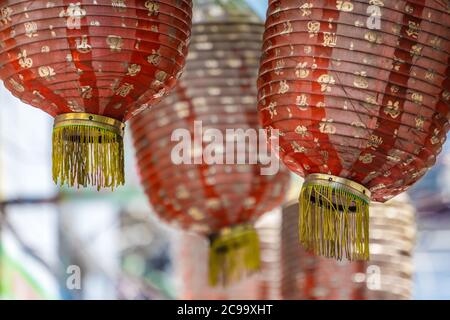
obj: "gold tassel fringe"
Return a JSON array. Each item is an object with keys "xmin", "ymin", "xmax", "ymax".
[
  {"xmin": 208, "ymin": 225, "xmax": 260, "ymax": 287},
  {"xmin": 299, "ymin": 174, "xmax": 370, "ymax": 261},
  {"xmin": 52, "ymin": 113, "xmax": 125, "ymax": 190}
]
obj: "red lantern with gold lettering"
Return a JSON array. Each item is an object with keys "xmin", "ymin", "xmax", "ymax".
[
  {"xmin": 0, "ymin": 0, "xmax": 192, "ymax": 189},
  {"xmin": 132, "ymin": 0, "xmax": 290, "ymax": 286},
  {"xmin": 258, "ymin": 0, "xmax": 449, "ymax": 260}
]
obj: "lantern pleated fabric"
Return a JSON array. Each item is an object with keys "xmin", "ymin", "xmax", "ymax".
[
  {"xmin": 281, "ymin": 195, "xmax": 416, "ymax": 300},
  {"xmin": 0, "ymin": 0, "xmax": 192, "ymax": 189},
  {"xmin": 258, "ymin": 0, "xmax": 450, "ymax": 260},
  {"xmin": 132, "ymin": 0, "xmax": 289, "ymax": 286}
]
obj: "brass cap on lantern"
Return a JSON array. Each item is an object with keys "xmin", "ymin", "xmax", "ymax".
[
  {"xmin": 52, "ymin": 112, "xmax": 125, "ymax": 190},
  {"xmin": 53, "ymin": 113, "xmax": 125, "ymax": 137},
  {"xmin": 304, "ymin": 174, "xmax": 371, "ymax": 201}
]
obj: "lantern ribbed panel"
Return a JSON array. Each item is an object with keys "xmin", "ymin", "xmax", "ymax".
[
  {"xmin": 258, "ymin": 0, "xmax": 449, "ymax": 201},
  {"xmin": 131, "ymin": 14, "xmax": 288, "ymax": 236},
  {"xmin": 0, "ymin": 0, "xmax": 192, "ymax": 189},
  {"xmin": 258, "ymin": 0, "xmax": 449, "ymax": 260},
  {"xmin": 0, "ymin": 0, "xmax": 192, "ymax": 120},
  {"xmin": 281, "ymin": 195, "xmax": 416, "ymax": 300}
]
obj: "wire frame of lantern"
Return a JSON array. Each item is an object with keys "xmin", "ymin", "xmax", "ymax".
[
  {"xmin": 257, "ymin": 0, "xmax": 449, "ymax": 261},
  {"xmin": 281, "ymin": 194, "xmax": 416, "ymax": 300},
  {"xmin": 0, "ymin": 0, "xmax": 192, "ymax": 189},
  {"xmin": 131, "ymin": 0, "xmax": 290, "ymax": 286}
]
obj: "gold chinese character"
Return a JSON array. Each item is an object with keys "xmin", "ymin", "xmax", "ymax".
[
  {"xmin": 364, "ymin": 31, "xmax": 382, "ymax": 44},
  {"xmin": 353, "ymin": 71, "xmax": 369, "ymax": 89},
  {"xmin": 317, "ymin": 74, "xmax": 335, "ymax": 92},
  {"xmin": 76, "ymin": 35, "xmax": 92, "ymax": 53},
  {"xmin": 147, "ymin": 49, "xmax": 161, "ymax": 66},
  {"xmin": 425, "ymin": 70, "xmax": 436, "ymax": 81},
  {"xmin": 151, "ymin": 70, "xmax": 167, "ymax": 89},
  {"xmin": 300, "ymin": 3, "xmax": 313, "ymax": 16},
  {"xmin": 275, "ymin": 60, "xmax": 285, "ymax": 75},
  {"xmin": 18, "ymin": 50, "xmax": 33, "ymax": 68},
  {"xmin": 322, "ymin": 32, "xmax": 337, "ymax": 47},
  {"xmin": 0, "ymin": 6, "xmax": 12, "ymax": 26},
  {"xmin": 291, "ymin": 142, "xmax": 306, "ymax": 153},
  {"xmin": 415, "ymin": 116, "xmax": 425, "ymax": 131},
  {"xmin": 410, "ymin": 44, "xmax": 423, "ymax": 57},
  {"xmin": 319, "ymin": 119, "xmax": 336, "ymax": 134},
  {"xmin": 112, "ymin": 0, "xmax": 127, "ymax": 10},
  {"xmin": 406, "ymin": 21, "xmax": 420, "ymax": 39},
  {"xmin": 278, "ymin": 80, "xmax": 289, "ymax": 94},
  {"xmin": 430, "ymin": 36, "xmax": 442, "ymax": 50},
  {"xmin": 369, "ymin": 0, "xmax": 384, "ymax": 6},
  {"xmin": 60, "ymin": 3, "xmax": 86, "ymax": 29},
  {"xmin": 261, "ymin": 101, "xmax": 278, "ymax": 119},
  {"xmin": 24, "ymin": 22, "xmax": 38, "ymax": 38},
  {"xmin": 107, "ymin": 35, "xmax": 123, "ymax": 52},
  {"xmin": 352, "ymin": 122, "xmax": 366, "ymax": 138},
  {"xmin": 336, "ymin": 1, "xmax": 354, "ymax": 11},
  {"xmin": 145, "ymin": 1, "xmax": 160, "ymax": 16},
  {"xmin": 80, "ymin": 86, "xmax": 93, "ymax": 99},
  {"xmin": 127, "ymin": 64, "xmax": 141, "ymax": 77},
  {"xmin": 307, "ymin": 21, "xmax": 320, "ymax": 37},
  {"xmin": 115, "ymin": 83, "xmax": 134, "ymax": 97},
  {"xmin": 384, "ymin": 100, "xmax": 401, "ymax": 118},
  {"xmin": 281, "ymin": 21, "xmax": 293, "ymax": 35},
  {"xmin": 295, "ymin": 62, "xmax": 310, "ymax": 78},
  {"xmin": 430, "ymin": 129, "xmax": 440, "ymax": 145},
  {"xmin": 38, "ymin": 66, "xmax": 56, "ymax": 80},
  {"xmin": 411, "ymin": 92, "xmax": 423, "ymax": 105},
  {"xmin": 295, "ymin": 125, "xmax": 309, "ymax": 137},
  {"xmin": 367, "ymin": 134, "xmax": 383, "ymax": 149},
  {"xmin": 8, "ymin": 78, "xmax": 24, "ymax": 92},
  {"xmin": 359, "ymin": 153, "xmax": 375, "ymax": 164},
  {"xmin": 296, "ymin": 94, "xmax": 308, "ymax": 110}
]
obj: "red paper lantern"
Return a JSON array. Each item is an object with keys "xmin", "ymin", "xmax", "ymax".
[
  {"xmin": 258, "ymin": 0, "xmax": 449, "ymax": 260},
  {"xmin": 0, "ymin": 0, "xmax": 192, "ymax": 189},
  {"xmin": 131, "ymin": 1, "xmax": 289, "ymax": 286}
]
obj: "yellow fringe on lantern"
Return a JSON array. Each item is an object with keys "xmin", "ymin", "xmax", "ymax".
[
  {"xmin": 208, "ymin": 225, "xmax": 260, "ymax": 287},
  {"xmin": 52, "ymin": 113, "xmax": 125, "ymax": 190},
  {"xmin": 299, "ymin": 174, "xmax": 370, "ymax": 261}
]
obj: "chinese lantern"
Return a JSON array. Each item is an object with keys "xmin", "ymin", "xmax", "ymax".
[
  {"xmin": 0, "ymin": 0, "xmax": 192, "ymax": 189},
  {"xmin": 131, "ymin": 0, "xmax": 289, "ymax": 286},
  {"xmin": 281, "ymin": 195, "xmax": 416, "ymax": 300},
  {"xmin": 258, "ymin": 0, "xmax": 449, "ymax": 260}
]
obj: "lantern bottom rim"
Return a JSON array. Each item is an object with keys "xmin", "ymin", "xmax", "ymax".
[{"xmin": 54, "ymin": 113, "xmax": 125, "ymax": 137}]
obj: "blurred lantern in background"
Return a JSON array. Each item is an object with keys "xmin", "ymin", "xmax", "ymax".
[
  {"xmin": 176, "ymin": 192, "xmax": 416, "ymax": 300},
  {"xmin": 175, "ymin": 209, "xmax": 283, "ymax": 299},
  {"xmin": 132, "ymin": 0, "xmax": 290, "ymax": 286},
  {"xmin": 0, "ymin": 0, "xmax": 192, "ymax": 189},
  {"xmin": 282, "ymin": 195, "xmax": 416, "ymax": 300},
  {"xmin": 409, "ymin": 143, "xmax": 450, "ymax": 214},
  {"xmin": 257, "ymin": 0, "xmax": 450, "ymax": 260},
  {"xmin": 175, "ymin": 232, "xmax": 262, "ymax": 300}
]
